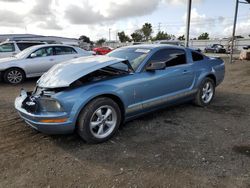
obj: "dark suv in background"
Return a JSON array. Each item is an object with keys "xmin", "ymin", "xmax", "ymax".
[{"xmin": 204, "ymin": 44, "xmax": 227, "ymax": 53}]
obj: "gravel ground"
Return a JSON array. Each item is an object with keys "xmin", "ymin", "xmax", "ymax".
[{"xmin": 0, "ymin": 58, "xmax": 250, "ymax": 188}]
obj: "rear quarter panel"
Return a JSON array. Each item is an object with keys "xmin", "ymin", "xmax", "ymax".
[{"xmin": 192, "ymin": 55, "xmax": 225, "ymax": 88}]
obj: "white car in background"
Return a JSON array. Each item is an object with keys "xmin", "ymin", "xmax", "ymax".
[
  {"xmin": 0, "ymin": 44, "xmax": 94, "ymax": 84},
  {"xmin": 0, "ymin": 41, "xmax": 46, "ymax": 58}
]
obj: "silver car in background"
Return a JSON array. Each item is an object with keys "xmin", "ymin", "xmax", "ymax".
[
  {"xmin": 0, "ymin": 44, "xmax": 94, "ymax": 84},
  {"xmin": 0, "ymin": 40, "xmax": 46, "ymax": 59}
]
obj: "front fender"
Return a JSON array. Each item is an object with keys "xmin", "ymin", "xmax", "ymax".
[{"xmin": 69, "ymin": 84, "xmax": 126, "ymax": 125}]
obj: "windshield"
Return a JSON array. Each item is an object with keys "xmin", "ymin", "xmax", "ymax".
[
  {"xmin": 15, "ymin": 47, "xmax": 35, "ymax": 58},
  {"xmin": 107, "ymin": 48, "xmax": 150, "ymax": 70}
]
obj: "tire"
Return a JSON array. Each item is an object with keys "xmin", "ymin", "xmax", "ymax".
[
  {"xmin": 194, "ymin": 78, "xmax": 215, "ymax": 107},
  {"xmin": 4, "ymin": 68, "xmax": 25, "ymax": 84},
  {"xmin": 77, "ymin": 97, "xmax": 121, "ymax": 143}
]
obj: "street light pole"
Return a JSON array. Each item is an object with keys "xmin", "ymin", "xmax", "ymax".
[
  {"xmin": 109, "ymin": 28, "xmax": 111, "ymax": 41},
  {"xmin": 230, "ymin": 0, "xmax": 239, "ymax": 63},
  {"xmin": 185, "ymin": 0, "xmax": 192, "ymax": 47}
]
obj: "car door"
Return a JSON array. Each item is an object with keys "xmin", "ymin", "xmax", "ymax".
[
  {"xmin": 135, "ymin": 48, "xmax": 196, "ymax": 111},
  {"xmin": 54, "ymin": 46, "xmax": 79, "ymax": 62},
  {"xmin": 24, "ymin": 46, "xmax": 55, "ymax": 76}
]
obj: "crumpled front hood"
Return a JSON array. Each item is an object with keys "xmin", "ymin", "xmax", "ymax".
[{"xmin": 37, "ymin": 55, "xmax": 125, "ymax": 88}]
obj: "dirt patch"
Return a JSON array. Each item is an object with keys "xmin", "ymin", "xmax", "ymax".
[{"xmin": 0, "ymin": 59, "xmax": 250, "ymax": 187}]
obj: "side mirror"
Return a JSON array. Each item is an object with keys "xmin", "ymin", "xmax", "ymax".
[
  {"xmin": 146, "ymin": 61, "xmax": 166, "ymax": 71},
  {"xmin": 30, "ymin": 53, "xmax": 37, "ymax": 58}
]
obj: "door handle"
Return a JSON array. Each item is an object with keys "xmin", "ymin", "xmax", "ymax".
[
  {"xmin": 182, "ymin": 70, "xmax": 189, "ymax": 74},
  {"xmin": 49, "ymin": 58, "xmax": 54, "ymax": 61}
]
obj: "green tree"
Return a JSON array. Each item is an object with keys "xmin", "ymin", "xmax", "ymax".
[
  {"xmin": 131, "ymin": 30, "xmax": 143, "ymax": 42},
  {"xmin": 178, "ymin": 35, "xmax": 185, "ymax": 41},
  {"xmin": 96, "ymin": 38, "xmax": 106, "ymax": 46},
  {"xmin": 198, "ymin": 32, "xmax": 209, "ymax": 40},
  {"xmin": 117, "ymin": 31, "xmax": 131, "ymax": 42},
  {"xmin": 141, "ymin": 23, "xmax": 153, "ymax": 41},
  {"xmin": 79, "ymin": 35, "xmax": 91, "ymax": 43},
  {"xmin": 154, "ymin": 31, "xmax": 171, "ymax": 41}
]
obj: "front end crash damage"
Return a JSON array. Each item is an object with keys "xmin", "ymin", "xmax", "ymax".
[
  {"xmin": 15, "ymin": 87, "xmax": 72, "ymax": 134},
  {"xmin": 37, "ymin": 55, "xmax": 132, "ymax": 88},
  {"xmin": 15, "ymin": 56, "xmax": 132, "ymax": 134}
]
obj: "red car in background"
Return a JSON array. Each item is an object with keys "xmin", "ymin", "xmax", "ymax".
[{"xmin": 93, "ymin": 46, "xmax": 113, "ymax": 55}]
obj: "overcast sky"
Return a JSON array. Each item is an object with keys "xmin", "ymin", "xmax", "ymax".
[{"xmin": 0, "ymin": 0, "xmax": 249, "ymax": 40}]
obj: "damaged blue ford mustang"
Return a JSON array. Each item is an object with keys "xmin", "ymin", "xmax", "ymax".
[{"xmin": 15, "ymin": 44, "xmax": 225, "ymax": 143}]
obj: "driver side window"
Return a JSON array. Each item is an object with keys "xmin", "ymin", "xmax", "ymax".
[
  {"xmin": 147, "ymin": 49, "xmax": 186, "ymax": 69},
  {"xmin": 31, "ymin": 47, "xmax": 53, "ymax": 58}
]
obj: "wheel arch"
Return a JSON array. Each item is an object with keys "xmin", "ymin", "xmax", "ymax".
[
  {"xmin": 75, "ymin": 93, "xmax": 126, "ymax": 127},
  {"xmin": 3, "ymin": 66, "xmax": 26, "ymax": 77},
  {"xmin": 206, "ymin": 74, "xmax": 216, "ymax": 85}
]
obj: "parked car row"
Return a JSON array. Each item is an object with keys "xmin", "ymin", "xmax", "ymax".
[
  {"xmin": 0, "ymin": 40, "xmax": 46, "ymax": 58},
  {"xmin": 13, "ymin": 44, "xmax": 225, "ymax": 143},
  {"xmin": 93, "ymin": 46, "xmax": 113, "ymax": 55},
  {"xmin": 0, "ymin": 44, "xmax": 94, "ymax": 84}
]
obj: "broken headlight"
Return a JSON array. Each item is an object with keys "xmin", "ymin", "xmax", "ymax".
[{"xmin": 39, "ymin": 98, "xmax": 63, "ymax": 112}]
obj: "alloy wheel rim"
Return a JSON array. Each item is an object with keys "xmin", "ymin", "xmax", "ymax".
[
  {"xmin": 7, "ymin": 70, "xmax": 22, "ymax": 84},
  {"xmin": 90, "ymin": 105, "xmax": 117, "ymax": 139},
  {"xmin": 201, "ymin": 81, "xmax": 214, "ymax": 103}
]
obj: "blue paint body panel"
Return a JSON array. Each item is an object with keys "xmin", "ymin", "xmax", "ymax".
[{"xmin": 15, "ymin": 45, "xmax": 225, "ymax": 134}]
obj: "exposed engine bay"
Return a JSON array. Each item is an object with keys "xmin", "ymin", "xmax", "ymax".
[
  {"xmin": 71, "ymin": 66, "xmax": 130, "ymax": 87},
  {"xmin": 31, "ymin": 65, "xmax": 129, "ymax": 98}
]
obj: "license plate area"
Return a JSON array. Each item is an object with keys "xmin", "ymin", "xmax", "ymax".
[{"xmin": 20, "ymin": 89, "xmax": 39, "ymax": 113}]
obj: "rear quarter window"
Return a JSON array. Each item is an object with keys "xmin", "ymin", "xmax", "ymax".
[
  {"xmin": 192, "ymin": 51, "xmax": 204, "ymax": 62},
  {"xmin": 54, "ymin": 46, "xmax": 77, "ymax": 55}
]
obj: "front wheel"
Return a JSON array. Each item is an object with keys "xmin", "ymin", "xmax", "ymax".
[
  {"xmin": 194, "ymin": 78, "xmax": 215, "ymax": 107},
  {"xmin": 77, "ymin": 97, "xmax": 121, "ymax": 143},
  {"xmin": 4, "ymin": 68, "xmax": 25, "ymax": 84}
]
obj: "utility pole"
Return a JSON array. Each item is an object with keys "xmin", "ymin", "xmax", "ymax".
[
  {"xmin": 230, "ymin": 0, "xmax": 239, "ymax": 63},
  {"xmin": 185, "ymin": 0, "xmax": 192, "ymax": 47},
  {"xmin": 158, "ymin": 22, "xmax": 162, "ymax": 33},
  {"xmin": 230, "ymin": 0, "xmax": 250, "ymax": 63},
  {"xmin": 109, "ymin": 28, "xmax": 111, "ymax": 41}
]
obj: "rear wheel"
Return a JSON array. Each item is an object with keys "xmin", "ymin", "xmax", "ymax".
[
  {"xmin": 194, "ymin": 78, "xmax": 215, "ymax": 107},
  {"xmin": 4, "ymin": 68, "xmax": 25, "ymax": 84},
  {"xmin": 77, "ymin": 97, "xmax": 121, "ymax": 143}
]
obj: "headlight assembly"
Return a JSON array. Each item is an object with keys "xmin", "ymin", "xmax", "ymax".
[{"xmin": 39, "ymin": 98, "xmax": 63, "ymax": 112}]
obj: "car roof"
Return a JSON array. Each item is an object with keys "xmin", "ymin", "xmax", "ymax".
[
  {"xmin": 25, "ymin": 44, "xmax": 76, "ymax": 51},
  {"xmin": 16, "ymin": 41, "xmax": 45, "ymax": 43},
  {"xmin": 120, "ymin": 44, "xmax": 187, "ymax": 50}
]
